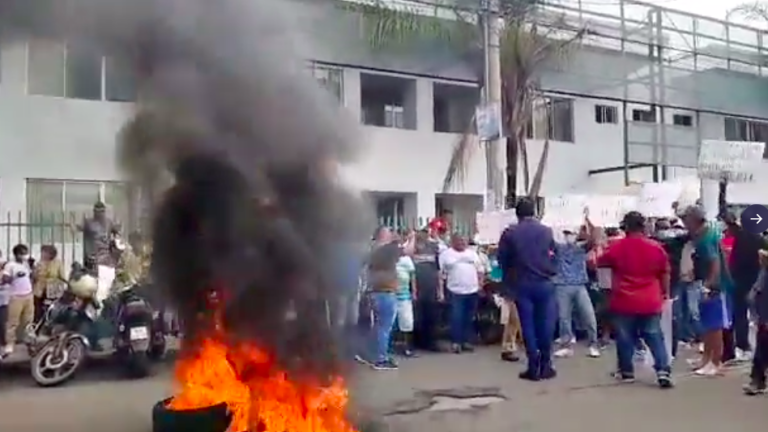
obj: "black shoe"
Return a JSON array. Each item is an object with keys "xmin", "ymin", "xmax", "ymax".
[
  {"xmin": 539, "ymin": 364, "xmax": 557, "ymax": 380},
  {"xmin": 501, "ymin": 351, "xmax": 520, "ymax": 362},
  {"xmin": 656, "ymin": 371, "xmax": 674, "ymax": 389},
  {"xmin": 372, "ymin": 359, "xmax": 399, "ymax": 371},
  {"xmin": 402, "ymin": 349, "xmax": 417, "ymax": 358},
  {"xmin": 518, "ymin": 368, "xmax": 541, "ymax": 381},
  {"xmin": 743, "ymin": 381, "xmax": 767, "ymax": 396},
  {"xmin": 611, "ymin": 371, "xmax": 636, "ymax": 383},
  {"xmin": 461, "ymin": 343, "xmax": 475, "ymax": 353}
]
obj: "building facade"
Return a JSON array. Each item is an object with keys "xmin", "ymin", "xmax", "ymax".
[{"xmin": 1, "ymin": 0, "xmax": 768, "ymax": 242}]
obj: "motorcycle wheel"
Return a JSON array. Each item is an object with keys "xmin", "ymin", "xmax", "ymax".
[
  {"xmin": 148, "ymin": 336, "xmax": 167, "ymax": 361},
  {"xmin": 152, "ymin": 398, "xmax": 232, "ymax": 432},
  {"xmin": 30, "ymin": 336, "xmax": 87, "ymax": 387},
  {"xmin": 125, "ymin": 351, "xmax": 152, "ymax": 378}
]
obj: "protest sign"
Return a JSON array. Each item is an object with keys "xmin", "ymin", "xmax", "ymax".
[
  {"xmin": 475, "ymin": 210, "xmax": 516, "ymax": 244},
  {"xmin": 542, "ymin": 194, "xmax": 588, "ymax": 229},
  {"xmin": 698, "ymin": 140, "xmax": 765, "ymax": 183},
  {"xmin": 585, "ymin": 195, "xmax": 637, "ymax": 227},
  {"xmin": 637, "ymin": 182, "xmax": 682, "ymax": 218}
]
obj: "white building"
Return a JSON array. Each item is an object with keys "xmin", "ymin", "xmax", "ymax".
[{"xmin": 1, "ymin": 0, "xmax": 768, "ymax": 248}]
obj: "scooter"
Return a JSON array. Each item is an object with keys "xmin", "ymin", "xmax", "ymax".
[{"xmin": 112, "ymin": 283, "xmax": 166, "ymax": 378}]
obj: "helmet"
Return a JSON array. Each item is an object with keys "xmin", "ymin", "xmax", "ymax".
[{"xmin": 69, "ymin": 274, "xmax": 98, "ymax": 299}]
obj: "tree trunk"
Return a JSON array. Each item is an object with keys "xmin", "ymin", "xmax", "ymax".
[{"xmin": 504, "ymin": 134, "xmax": 518, "ymax": 209}]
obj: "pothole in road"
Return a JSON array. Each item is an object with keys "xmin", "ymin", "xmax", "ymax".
[
  {"xmin": 425, "ymin": 395, "xmax": 505, "ymax": 412},
  {"xmin": 385, "ymin": 387, "xmax": 506, "ymax": 416}
]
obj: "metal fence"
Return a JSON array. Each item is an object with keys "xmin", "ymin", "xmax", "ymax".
[
  {"xmin": 376, "ymin": 216, "xmax": 476, "ymax": 236},
  {"xmin": 0, "ymin": 212, "xmax": 88, "ymax": 268}
]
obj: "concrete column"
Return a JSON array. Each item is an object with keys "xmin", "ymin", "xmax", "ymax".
[
  {"xmin": 342, "ymin": 69, "xmax": 361, "ymax": 123},
  {"xmin": 415, "ymin": 79, "xmax": 433, "ymax": 132},
  {"xmin": 699, "ymin": 178, "xmax": 720, "ymax": 221}
]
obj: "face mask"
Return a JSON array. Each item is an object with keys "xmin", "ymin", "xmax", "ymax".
[
  {"xmin": 564, "ymin": 235, "xmax": 577, "ymax": 244},
  {"xmin": 20, "ymin": 254, "xmax": 30, "ymax": 261}
]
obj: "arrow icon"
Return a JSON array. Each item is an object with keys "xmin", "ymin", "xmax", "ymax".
[{"xmin": 751, "ymin": 214, "xmax": 763, "ymax": 224}]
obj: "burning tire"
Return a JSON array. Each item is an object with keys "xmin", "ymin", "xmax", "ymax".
[{"xmin": 152, "ymin": 398, "xmax": 232, "ymax": 432}]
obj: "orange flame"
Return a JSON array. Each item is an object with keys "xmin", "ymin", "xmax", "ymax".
[{"xmin": 167, "ymin": 296, "xmax": 356, "ymax": 432}]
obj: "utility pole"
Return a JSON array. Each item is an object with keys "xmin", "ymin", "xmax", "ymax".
[{"xmin": 481, "ymin": 0, "xmax": 504, "ymax": 211}]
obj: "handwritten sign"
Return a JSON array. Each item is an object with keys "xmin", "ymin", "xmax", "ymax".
[
  {"xmin": 698, "ymin": 140, "xmax": 764, "ymax": 183},
  {"xmin": 637, "ymin": 182, "xmax": 682, "ymax": 218},
  {"xmin": 475, "ymin": 210, "xmax": 517, "ymax": 245},
  {"xmin": 542, "ymin": 194, "xmax": 588, "ymax": 229},
  {"xmin": 586, "ymin": 195, "xmax": 637, "ymax": 228}
]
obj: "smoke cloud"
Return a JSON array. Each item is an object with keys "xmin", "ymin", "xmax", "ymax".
[{"xmin": 0, "ymin": 0, "xmax": 373, "ymax": 382}]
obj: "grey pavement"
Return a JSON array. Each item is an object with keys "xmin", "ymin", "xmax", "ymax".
[{"xmin": 0, "ymin": 345, "xmax": 765, "ymax": 432}]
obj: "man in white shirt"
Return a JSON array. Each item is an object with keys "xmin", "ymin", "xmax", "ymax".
[
  {"xmin": 439, "ymin": 234, "xmax": 483, "ymax": 354},
  {"xmin": 2, "ymin": 244, "xmax": 34, "ymax": 357}
]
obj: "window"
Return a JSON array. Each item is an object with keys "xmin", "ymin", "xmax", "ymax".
[
  {"xmin": 27, "ymin": 39, "xmax": 66, "ymax": 96},
  {"xmin": 65, "ymin": 41, "xmax": 102, "ymax": 100},
  {"xmin": 105, "ymin": 55, "xmax": 137, "ymax": 102},
  {"xmin": 672, "ymin": 114, "xmax": 693, "ymax": 127},
  {"xmin": 531, "ymin": 97, "xmax": 574, "ymax": 142},
  {"xmin": 594, "ymin": 104, "xmax": 618, "ymax": 124},
  {"xmin": 632, "ymin": 109, "xmax": 656, "ymax": 123},
  {"xmin": 310, "ymin": 64, "xmax": 343, "ymax": 102},
  {"xmin": 724, "ymin": 117, "xmax": 768, "ymax": 158},
  {"xmin": 384, "ymin": 105, "xmax": 405, "ymax": 128},
  {"xmin": 26, "ymin": 179, "xmax": 131, "ymax": 245},
  {"xmin": 360, "ymin": 72, "xmax": 416, "ymax": 130}
]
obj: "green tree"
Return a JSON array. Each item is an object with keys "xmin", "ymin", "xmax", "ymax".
[{"xmin": 343, "ymin": 0, "xmax": 584, "ymax": 207}]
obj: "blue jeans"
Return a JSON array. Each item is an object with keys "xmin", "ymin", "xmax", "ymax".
[
  {"xmin": 614, "ymin": 313, "xmax": 670, "ymax": 376},
  {"xmin": 555, "ymin": 284, "xmax": 598, "ymax": 345},
  {"xmin": 515, "ymin": 282, "xmax": 557, "ymax": 365},
  {"xmin": 369, "ymin": 292, "xmax": 398, "ymax": 362},
  {"xmin": 449, "ymin": 292, "xmax": 478, "ymax": 345},
  {"xmin": 672, "ymin": 281, "xmax": 702, "ymax": 353}
]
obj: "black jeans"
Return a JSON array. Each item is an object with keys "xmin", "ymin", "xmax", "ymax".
[
  {"xmin": 0, "ymin": 304, "xmax": 7, "ymax": 346},
  {"xmin": 724, "ymin": 282, "xmax": 754, "ymax": 361},
  {"xmin": 413, "ymin": 299, "xmax": 439, "ymax": 350},
  {"xmin": 750, "ymin": 324, "xmax": 768, "ymax": 385}
]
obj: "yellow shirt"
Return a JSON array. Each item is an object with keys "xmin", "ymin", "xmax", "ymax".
[{"xmin": 33, "ymin": 259, "xmax": 67, "ymax": 298}]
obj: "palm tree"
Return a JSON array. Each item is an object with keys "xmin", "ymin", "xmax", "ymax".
[{"xmin": 342, "ymin": 0, "xmax": 584, "ymax": 208}]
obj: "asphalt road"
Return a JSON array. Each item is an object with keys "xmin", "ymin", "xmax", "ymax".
[{"xmin": 0, "ymin": 345, "xmax": 765, "ymax": 432}]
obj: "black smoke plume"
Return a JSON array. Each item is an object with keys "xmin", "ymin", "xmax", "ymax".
[{"xmin": 0, "ymin": 0, "xmax": 373, "ymax": 382}]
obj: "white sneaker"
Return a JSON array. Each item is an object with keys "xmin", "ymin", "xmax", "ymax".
[
  {"xmin": 554, "ymin": 347, "xmax": 574, "ymax": 358},
  {"xmin": 687, "ymin": 357, "xmax": 703, "ymax": 369},
  {"xmin": 694, "ymin": 362, "xmax": 721, "ymax": 377},
  {"xmin": 735, "ymin": 348, "xmax": 753, "ymax": 362},
  {"xmin": 587, "ymin": 346, "xmax": 601, "ymax": 358},
  {"xmin": 698, "ymin": 343, "xmax": 705, "ymax": 354},
  {"xmin": 1, "ymin": 344, "xmax": 13, "ymax": 357}
]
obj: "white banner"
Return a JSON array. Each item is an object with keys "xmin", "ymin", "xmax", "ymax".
[
  {"xmin": 475, "ymin": 102, "xmax": 503, "ymax": 141},
  {"xmin": 542, "ymin": 194, "xmax": 588, "ymax": 229},
  {"xmin": 698, "ymin": 140, "xmax": 765, "ymax": 183},
  {"xmin": 475, "ymin": 210, "xmax": 516, "ymax": 245},
  {"xmin": 637, "ymin": 182, "xmax": 682, "ymax": 218},
  {"xmin": 585, "ymin": 195, "xmax": 638, "ymax": 228}
]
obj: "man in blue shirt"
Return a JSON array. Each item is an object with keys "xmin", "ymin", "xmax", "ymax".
[
  {"xmin": 497, "ymin": 198, "xmax": 557, "ymax": 381},
  {"xmin": 553, "ymin": 230, "xmax": 601, "ymax": 359}
]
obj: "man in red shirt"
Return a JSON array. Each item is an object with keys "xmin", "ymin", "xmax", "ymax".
[{"xmin": 595, "ymin": 211, "xmax": 673, "ymax": 388}]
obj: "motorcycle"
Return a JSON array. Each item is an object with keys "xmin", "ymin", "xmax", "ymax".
[
  {"xmin": 112, "ymin": 283, "xmax": 166, "ymax": 378},
  {"xmin": 27, "ymin": 287, "xmax": 93, "ymax": 387}
]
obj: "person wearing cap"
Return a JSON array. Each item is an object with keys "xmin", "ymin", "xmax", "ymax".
[
  {"xmin": 498, "ymin": 198, "xmax": 558, "ymax": 381},
  {"xmin": 681, "ymin": 205, "xmax": 733, "ymax": 377},
  {"xmin": 593, "ymin": 211, "xmax": 673, "ymax": 388},
  {"xmin": 721, "ymin": 211, "xmax": 766, "ymax": 364},
  {"xmin": 552, "ymin": 228, "xmax": 601, "ymax": 359}
]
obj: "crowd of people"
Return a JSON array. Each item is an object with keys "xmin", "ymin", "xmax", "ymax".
[
  {"xmin": 351, "ymin": 199, "xmax": 768, "ymax": 396},
  {"xmin": 0, "ymin": 202, "xmax": 151, "ymax": 360}
]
